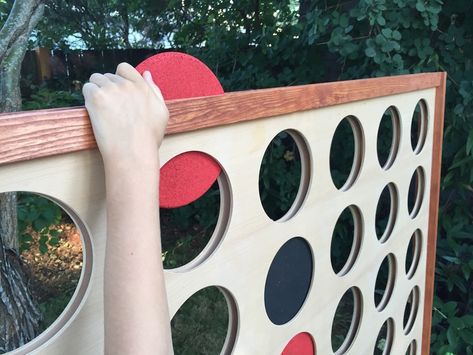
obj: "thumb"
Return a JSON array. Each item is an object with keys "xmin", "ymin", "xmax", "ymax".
[{"xmin": 143, "ymin": 70, "xmax": 165, "ymax": 102}]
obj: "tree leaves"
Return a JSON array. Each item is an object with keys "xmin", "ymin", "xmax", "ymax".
[{"xmin": 17, "ymin": 192, "xmax": 64, "ymax": 254}]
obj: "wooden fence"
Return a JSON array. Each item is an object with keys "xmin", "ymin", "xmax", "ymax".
[{"xmin": 22, "ymin": 48, "xmax": 159, "ymax": 86}]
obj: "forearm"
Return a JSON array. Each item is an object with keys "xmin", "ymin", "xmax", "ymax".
[
  {"xmin": 82, "ymin": 63, "xmax": 172, "ymax": 353},
  {"xmin": 103, "ymin": 163, "xmax": 173, "ymax": 355}
]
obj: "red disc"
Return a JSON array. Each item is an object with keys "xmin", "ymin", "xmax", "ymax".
[
  {"xmin": 136, "ymin": 51, "xmax": 224, "ymax": 100},
  {"xmin": 159, "ymin": 152, "xmax": 221, "ymax": 208},
  {"xmin": 135, "ymin": 52, "xmax": 223, "ymax": 207},
  {"xmin": 281, "ymin": 332, "xmax": 315, "ymax": 355}
]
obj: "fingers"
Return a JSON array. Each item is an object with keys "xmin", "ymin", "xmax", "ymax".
[
  {"xmin": 82, "ymin": 82, "xmax": 100, "ymax": 102},
  {"xmin": 143, "ymin": 71, "xmax": 165, "ymax": 102},
  {"xmin": 89, "ymin": 73, "xmax": 112, "ymax": 88},
  {"xmin": 116, "ymin": 62, "xmax": 143, "ymax": 83},
  {"xmin": 104, "ymin": 73, "xmax": 126, "ymax": 84}
]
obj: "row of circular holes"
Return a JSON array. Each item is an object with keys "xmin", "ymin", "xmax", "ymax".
[
  {"xmin": 261, "ymin": 99, "xmax": 429, "ymax": 222},
  {"xmin": 331, "ymin": 166, "xmax": 425, "ymax": 278},
  {"xmin": 329, "ymin": 99, "xmax": 428, "ymax": 192},
  {"xmin": 162, "ymin": 166, "xmax": 420, "ymax": 354},
  {"xmin": 330, "ymin": 179, "xmax": 424, "ymax": 354},
  {"xmin": 165, "ymin": 183, "xmax": 425, "ymax": 353},
  {"xmin": 166, "ymin": 232, "xmax": 419, "ymax": 354},
  {"xmin": 374, "ymin": 319, "xmax": 419, "ymax": 355},
  {"xmin": 332, "ymin": 285, "xmax": 421, "ymax": 354},
  {"xmin": 278, "ymin": 97, "xmax": 428, "ymax": 352},
  {"xmin": 264, "ymin": 223, "xmax": 423, "ymax": 353},
  {"xmin": 177, "ymin": 286, "xmax": 419, "ymax": 355},
  {"xmin": 169, "ymin": 278, "xmax": 421, "ymax": 354},
  {"xmin": 162, "ymin": 99, "xmax": 429, "ymax": 271},
  {"xmin": 331, "ymin": 208, "xmax": 423, "ymax": 309},
  {"xmin": 375, "ymin": 228, "xmax": 422, "ymax": 311},
  {"xmin": 332, "ymin": 104, "xmax": 427, "ymax": 351},
  {"xmin": 165, "ymin": 174, "xmax": 426, "ymax": 351},
  {"xmin": 165, "ymin": 100, "xmax": 430, "ymax": 351}
]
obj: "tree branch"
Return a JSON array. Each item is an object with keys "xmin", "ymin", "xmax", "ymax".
[{"xmin": 0, "ymin": 0, "xmax": 44, "ymax": 63}]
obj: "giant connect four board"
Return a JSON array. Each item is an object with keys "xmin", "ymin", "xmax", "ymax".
[{"xmin": 0, "ymin": 53, "xmax": 446, "ymax": 355}]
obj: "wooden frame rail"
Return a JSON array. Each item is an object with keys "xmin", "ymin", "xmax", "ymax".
[{"xmin": 0, "ymin": 73, "xmax": 442, "ymax": 166}]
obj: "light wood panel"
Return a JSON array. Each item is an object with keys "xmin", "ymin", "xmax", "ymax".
[{"xmin": 0, "ymin": 74, "xmax": 444, "ymax": 355}]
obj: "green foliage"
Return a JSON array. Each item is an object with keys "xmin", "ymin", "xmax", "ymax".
[
  {"xmin": 171, "ymin": 286, "xmax": 228, "ymax": 354},
  {"xmin": 22, "ymin": 85, "xmax": 84, "ymax": 110},
  {"xmin": 37, "ymin": 288, "xmax": 75, "ymax": 332},
  {"xmin": 259, "ymin": 131, "xmax": 302, "ymax": 220},
  {"xmin": 0, "ymin": 0, "xmax": 11, "ymax": 27},
  {"xmin": 161, "ymin": 181, "xmax": 220, "ymax": 269},
  {"xmin": 33, "ymin": 0, "xmax": 168, "ymax": 49},
  {"xmin": 17, "ymin": 192, "xmax": 62, "ymax": 254},
  {"xmin": 330, "ymin": 118, "xmax": 356, "ymax": 189},
  {"xmin": 331, "ymin": 207, "xmax": 355, "ymax": 274}
]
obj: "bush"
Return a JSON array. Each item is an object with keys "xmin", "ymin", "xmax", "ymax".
[{"xmin": 22, "ymin": 83, "xmax": 83, "ymax": 110}]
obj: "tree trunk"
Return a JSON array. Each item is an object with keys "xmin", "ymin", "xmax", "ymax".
[
  {"xmin": 0, "ymin": 0, "xmax": 44, "ymax": 352},
  {"xmin": 120, "ymin": 0, "xmax": 131, "ymax": 48},
  {"xmin": 0, "ymin": 193, "xmax": 18, "ymax": 252},
  {"xmin": 0, "ymin": 0, "xmax": 44, "ymax": 112},
  {"xmin": 0, "ymin": 194, "xmax": 43, "ymax": 353}
]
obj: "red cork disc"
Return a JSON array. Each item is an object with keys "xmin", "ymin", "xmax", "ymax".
[
  {"xmin": 136, "ymin": 51, "xmax": 224, "ymax": 100},
  {"xmin": 159, "ymin": 151, "xmax": 221, "ymax": 208},
  {"xmin": 136, "ymin": 52, "xmax": 224, "ymax": 208},
  {"xmin": 281, "ymin": 332, "xmax": 315, "ymax": 355}
]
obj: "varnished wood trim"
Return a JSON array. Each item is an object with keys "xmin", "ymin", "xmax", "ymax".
[
  {"xmin": 422, "ymin": 72, "xmax": 446, "ymax": 354},
  {"xmin": 0, "ymin": 72, "xmax": 443, "ymax": 165}
]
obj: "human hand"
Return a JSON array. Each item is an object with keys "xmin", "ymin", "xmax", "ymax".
[{"xmin": 82, "ymin": 62, "xmax": 168, "ymax": 171}]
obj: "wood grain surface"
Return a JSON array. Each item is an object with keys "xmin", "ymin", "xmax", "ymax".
[
  {"xmin": 422, "ymin": 72, "xmax": 447, "ymax": 355},
  {"xmin": 0, "ymin": 72, "xmax": 443, "ymax": 166}
]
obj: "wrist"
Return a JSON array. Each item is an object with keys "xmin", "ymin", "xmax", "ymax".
[
  {"xmin": 104, "ymin": 158, "xmax": 160, "ymax": 192},
  {"xmin": 103, "ymin": 155, "xmax": 160, "ymax": 176}
]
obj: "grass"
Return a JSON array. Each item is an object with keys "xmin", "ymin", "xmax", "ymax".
[
  {"xmin": 37, "ymin": 289, "xmax": 75, "ymax": 332},
  {"xmin": 171, "ymin": 286, "xmax": 229, "ymax": 354}
]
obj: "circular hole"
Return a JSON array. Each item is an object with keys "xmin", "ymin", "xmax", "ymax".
[
  {"xmin": 375, "ymin": 184, "xmax": 398, "ymax": 242},
  {"xmin": 330, "ymin": 116, "xmax": 364, "ymax": 190},
  {"xmin": 405, "ymin": 339, "xmax": 417, "ymax": 355},
  {"xmin": 330, "ymin": 205, "xmax": 363, "ymax": 275},
  {"xmin": 161, "ymin": 166, "xmax": 231, "ymax": 270},
  {"xmin": 171, "ymin": 286, "xmax": 237, "ymax": 354},
  {"xmin": 410, "ymin": 100, "xmax": 428, "ymax": 153},
  {"xmin": 406, "ymin": 230, "xmax": 422, "ymax": 279},
  {"xmin": 407, "ymin": 167, "xmax": 425, "ymax": 218},
  {"xmin": 0, "ymin": 191, "xmax": 91, "ymax": 353},
  {"xmin": 331, "ymin": 287, "xmax": 363, "ymax": 354},
  {"xmin": 264, "ymin": 237, "xmax": 313, "ymax": 325},
  {"xmin": 282, "ymin": 332, "xmax": 316, "ymax": 355},
  {"xmin": 403, "ymin": 286, "xmax": 420, "ymax": 334},
  {"xmin": 259, "ymin": 130, "xmax": 310, "ymax": 221},
  {"xmin": 375, "ymin": 254, "xmax": 397, "ymax": 311},
  {"xmin": 377, "ymin": 106, "xmax": 401, "ymax": 169},
  {"xmin": 374, "ymin": 318, "xmax": 394, "ymax": 355}
]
